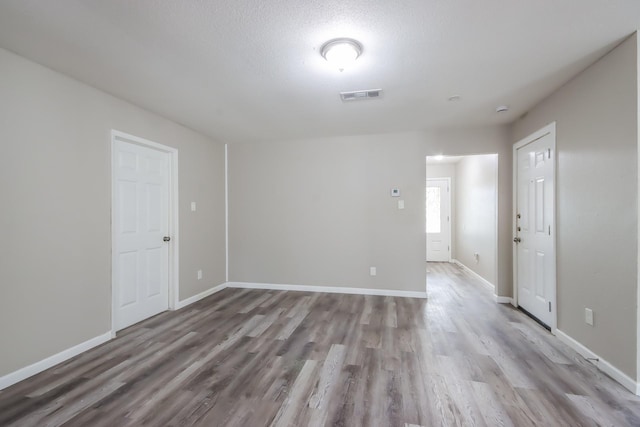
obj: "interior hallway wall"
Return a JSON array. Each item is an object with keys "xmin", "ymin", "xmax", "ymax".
[{"xmin": 454, "ymin": 154, "xmax": 498, "ymax": 286}]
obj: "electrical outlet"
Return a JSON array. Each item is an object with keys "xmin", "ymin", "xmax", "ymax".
[
  {"xmin": 585, "ymin": 308, "xmax": 594, "ymax": 326},
  {"xmin": 370, "ymin": 267, "xmax": 377, "ymax": 276},
  {"xmin": 197, "ymin": 270, "xmax": 203, "ymax": 280},
  {"xmin": 191, "ymin": 201, "xmax": 197, "ymax": 212}
]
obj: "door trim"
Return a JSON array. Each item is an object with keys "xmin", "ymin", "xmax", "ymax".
[
  {"xmin": 426, "ymin": 177, "xmax": 452, "ymax": 263},
  {"xmin": 512, "ymin": 122, "xmax": 557, "ymax": 334},
  {"xmin": 110, "ymin": 130, "xmax": 179, "ymax": 336}
]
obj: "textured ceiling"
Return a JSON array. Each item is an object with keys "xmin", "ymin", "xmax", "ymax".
[{"xmin": 0, "ymin": 1, "xmax": 639, "ymax": 143}]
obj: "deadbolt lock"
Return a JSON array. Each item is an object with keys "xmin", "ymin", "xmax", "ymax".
[
  {"xmin": 163, "ymin": 236, "xmax": 171, "ymax": 242},
  {"xmin": 513, "ymin": 237, "xmax": 521, "ymax": 243}
]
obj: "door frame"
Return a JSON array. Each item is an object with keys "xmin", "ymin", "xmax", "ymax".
[
  {"xmin": 110, "ymin": 130, "xmax": 180, "ymax": 336},
  {"xmin": 512, "ymin": 122, "xmax": 557, "ymax": 334},
  {"xmin": 426, "ymin": 177, "xmax": 452, "ymax": 263}
]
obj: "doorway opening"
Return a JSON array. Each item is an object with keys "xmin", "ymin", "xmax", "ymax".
[{"xmin": 426, "ymin": 154, "xmax": 499, "ymax": 296}]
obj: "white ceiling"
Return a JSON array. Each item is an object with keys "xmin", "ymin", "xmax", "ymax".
[{"xmin": 0, "ymin": 1, "xmax": 639, "ymax": 143}]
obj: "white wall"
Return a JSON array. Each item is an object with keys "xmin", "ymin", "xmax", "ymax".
[
  {"xmin": 0, "ymin": 47, "xmax": 226, "ymax": 377},
  {"xmin": 454, "ymin": 155, "xmax": 498, "ymax": 286},
  {"xmin": 511, "ymin": 34, "xmax": 638, "ymax": 379}
]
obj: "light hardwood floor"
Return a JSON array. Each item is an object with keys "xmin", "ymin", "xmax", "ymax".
[{"xmin": 2, "ymin": 262, "xmax": 640, "ymax": 426}]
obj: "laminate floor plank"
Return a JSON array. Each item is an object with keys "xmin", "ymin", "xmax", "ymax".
[{"xmin": 3, "ymin": 262, "xmax": 640, "ymax": 426}]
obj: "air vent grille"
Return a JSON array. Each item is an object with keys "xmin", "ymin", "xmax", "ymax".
[{"xmin": 340, "ymin": 89, "xmax": 383, "ymax": 101}]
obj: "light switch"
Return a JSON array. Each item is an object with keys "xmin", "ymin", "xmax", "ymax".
[
  {"xmin": 398, "ymin": 200, "xmax": 405, "ymax": 209},
  {"xmin": 191, "ymin": 202, "xmax": 197, "ymax": 212}
]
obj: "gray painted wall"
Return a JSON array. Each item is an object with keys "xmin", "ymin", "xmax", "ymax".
[
  {"xmin": 455, "ymin": 155, "xmax": 498, "ymax": 286},
  {"xmin": 512, "ymin": 35, "xmax": 638, "ymax": 378},
  {"xmin": 229, "ymin": 127, "xmax": 512, "ymax": 296},
  {"xmin": 0, "ymin": 48, "xmax": 226, "ymax": 376}
]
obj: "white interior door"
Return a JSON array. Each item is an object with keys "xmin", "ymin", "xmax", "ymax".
[
  {"xmin": 113, "ymin": 140, "xmax": 170, "ymax": 331},
  {"xmin": 426, "ymin": 178, "xmax": 451, "ymax": 262},
  {"xmin": 515, "ymin": 130, "xmax": 555, "ymax": 327}
]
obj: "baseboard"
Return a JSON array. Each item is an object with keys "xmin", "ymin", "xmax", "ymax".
[
  {"xmin": 495, "ymin": 296, "xmax": 514, "ymax": 304},
  {"xmin": 226, "ymin": 282, "xmax": 427, "ymax": 299},
  {"xmin": 175, "ymin": 283, "xmax": 227, "ymax": 309},
  {"xmin": 452, "ymin": 259, "xmax": 496, "ymax": 292},
  {"xmin": 0, "ymin": 331, "xmax": 112, "ymax": 391},
  {"xmin": 555, "ymin": 329, "xmax": 638, "ymax": 395}
]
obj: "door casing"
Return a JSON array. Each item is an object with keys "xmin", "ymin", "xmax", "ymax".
[
  {"xmin": 512, "ymin": 122, "xmax": 557, "ymax": 334},
  {"xmin": 110, "ymin": 130, "xmax": 179, "ymax": 336}
]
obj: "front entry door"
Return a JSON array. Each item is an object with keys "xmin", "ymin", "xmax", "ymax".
[
  {"xmin": 113, "ymin": 140, "xmax": 170, "ymax": 331},
  {"xmin": 426, "ymin": 178, "xmax": 451, "ymax": 262},
  {"xmin": 515, "ymin": 129, "xmax": 555, "ymax": 327}
]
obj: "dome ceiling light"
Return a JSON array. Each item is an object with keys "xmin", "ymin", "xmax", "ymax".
[{"xmin": 321, "ymin": 38, "xmax": 363, "ymax": 72}]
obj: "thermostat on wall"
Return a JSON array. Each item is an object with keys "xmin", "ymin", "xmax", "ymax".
[{"xmin": 391, "ymin": 188, "xmax": 400, "ymax": 197}]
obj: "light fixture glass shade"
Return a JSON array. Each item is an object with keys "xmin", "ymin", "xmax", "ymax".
[{"xmin": 321, "ymin": 38, "xmax": 362, "ymax": 71}]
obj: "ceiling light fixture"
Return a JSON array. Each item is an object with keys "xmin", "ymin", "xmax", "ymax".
[{"xmin": 321, "ymin": 38, "xmax": 362, "ymax": 72}]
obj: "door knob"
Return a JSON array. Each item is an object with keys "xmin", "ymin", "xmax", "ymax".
[
  {"xmin": 163, "ymin": 236, "xmax": 171, "ymax": 242},
  {"xmin": 513, "ymin": 237, "xmax": 521, "ymax": 243}
]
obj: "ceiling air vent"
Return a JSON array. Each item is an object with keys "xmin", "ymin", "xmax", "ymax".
[{"xmin": 340, "ymin": 89, "xmax": 383, "ymax": 102}]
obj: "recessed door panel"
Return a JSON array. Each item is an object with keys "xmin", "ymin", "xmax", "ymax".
[{"xmin": 118, "ymin": 251, "xmax": 138, "ymax": 307}]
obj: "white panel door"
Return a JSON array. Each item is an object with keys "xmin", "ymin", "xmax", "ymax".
[
  {"xmin": 426, "ymin": 179, "xmax": 451, "ymax": 262},
  {"xmin": 113, "ymin": 140, "xmax": 170, "ymax": 331},
  {"xmin": 515, "ymin": 132, "xmax": 554, "ymax": 326}
]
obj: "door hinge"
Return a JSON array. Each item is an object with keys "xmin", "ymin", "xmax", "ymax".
[
  {"xmin": 447, "ymin": 215, "xmax": 450, "ymax": 222},
  {"xmin": 549, "ymin": 301, "xmax": 551, "ymax": 312},
  {"xmin": 548, "ymin": 225, "xmax": 551, "ymax": 236},
  {"xmin": 448, "ymin": 246, "xmax": 450, "ymax": 251},
  {"xmin": 547, "ymin": 148, "xmax": 551, "ymax": 159}
]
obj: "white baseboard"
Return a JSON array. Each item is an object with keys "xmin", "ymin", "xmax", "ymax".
[
  {"xmin": 0, "ymin": 331, "xmax": 112, "ymax": 391},
  {"xmin": 452, "ymin": 260, "xmax": 514, "ymax": 305},
  {"xmin": 226, "ymin": 282, "xmax": 427, "ymax": 299},
  {"xmin": 555, "ymin": 329, "xmax": 638, "ymax": 395},
  {"xmin": 452, "ymin": 259, "xmax": 496, "ymax": 292},
  {"xmin": 175, "ymin": 283, "xmax": 227, "ymax": 309},
  {"xmin": 495, "ymin": 296, "xmax": 514, "ymax": 304}
]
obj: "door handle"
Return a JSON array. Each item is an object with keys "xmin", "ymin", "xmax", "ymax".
[
  {"xmin": 513, "ymin": 237, "xmax": 521, "ymax": 243},
  {"xmin": 163, "ymin": 236, "xmax": 171, "ymax": 242}
]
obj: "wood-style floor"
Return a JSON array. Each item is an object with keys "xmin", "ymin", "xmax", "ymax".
[{"xmin": 2, "ymin": 263, "xmax": 640, "ymax": 426}]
